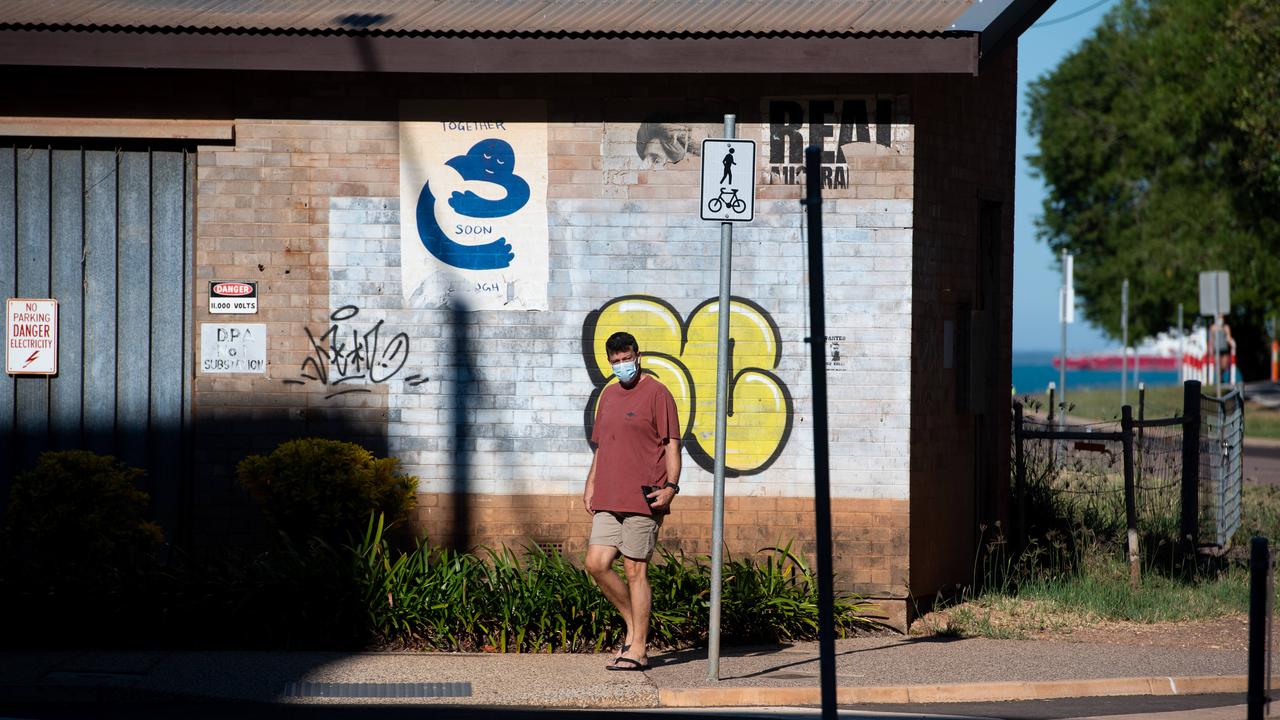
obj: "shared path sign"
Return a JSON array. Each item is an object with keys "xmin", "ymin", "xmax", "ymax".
[{"xmin": 700, "ymin": 138, "xmax": 756, "ymax": 222}]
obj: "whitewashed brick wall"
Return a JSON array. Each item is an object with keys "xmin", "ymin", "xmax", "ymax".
[{"xmin": 326, "ymin": 119, "xmax": 913, "ymax": 502}]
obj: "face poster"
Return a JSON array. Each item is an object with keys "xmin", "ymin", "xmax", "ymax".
[{"xmin": 399, "ymin": 100, "xmax": 549, "ymax": 311}]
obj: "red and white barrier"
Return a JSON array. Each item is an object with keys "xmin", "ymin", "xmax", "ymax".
[{"xmin": 1181, "ymin": 351, "xmax": 1237, "ymax": 386}]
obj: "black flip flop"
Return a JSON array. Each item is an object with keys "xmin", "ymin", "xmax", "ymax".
[{"xmin": 606, "ymin": 657, "xmax": 648, "ymax": 671}]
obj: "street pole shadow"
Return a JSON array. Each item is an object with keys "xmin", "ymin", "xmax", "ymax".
[{"xmin": 449, "ymin": 301, "xmax": 474, "ymax": 552}]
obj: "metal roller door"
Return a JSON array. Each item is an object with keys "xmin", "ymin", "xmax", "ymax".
[{"xmin": 0, "ymin": 144, "xmax": 194, "ymax": 536}]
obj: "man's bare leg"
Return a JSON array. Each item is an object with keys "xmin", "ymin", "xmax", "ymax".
[
  {"xmin": 619, "ymin": 556, "xmax": 651, "ymax": 666},
  {"xmin": 586, "ymin": 544, "xmax": 635, "ymax": 654}
]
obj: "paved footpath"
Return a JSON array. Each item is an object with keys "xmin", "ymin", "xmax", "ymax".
[{"xmin": 0, "ymin": 636, "xmax": 1264, "ymax": 719}]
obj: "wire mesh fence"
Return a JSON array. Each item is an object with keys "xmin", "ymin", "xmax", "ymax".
[
  {"xmin": 1202, "ymin": 389, "xmax": 1245, "ymax": 547},
  {"xmin": 1014, "ymin": 381, "xmax": 1243, "ymax": 573},
  {"xmin": 1016, "ymin": 414, "xmax": 1184, "ymax": 554}
]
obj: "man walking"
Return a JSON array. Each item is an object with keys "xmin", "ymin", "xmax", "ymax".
[
  {"xmin": 583, "ymin": 331, "xmax": 681, "ymax": 671},
  {"xmin": 720, "ymin": 147, "xmax": 736, "ymax": 184}
]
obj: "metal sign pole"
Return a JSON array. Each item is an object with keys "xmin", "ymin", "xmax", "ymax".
[
  {"xmin": 706, "ymin": 113, "xmax": 735, "ymax": 682},
  {"xmin": 1177, "ymin": 303, "xmax": 1184, "ymax": 382},
  {"xmin": 1215, "ymin": 312, "xmax": 1224, "ymax": 398}
]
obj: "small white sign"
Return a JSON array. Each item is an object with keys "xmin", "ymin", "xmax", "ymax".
[
  {"xmin": 700, "ymin": 138, "xmax": 756, "ymax": 222},
  {"xmin": 1199, "ymin": 271, "xmax": 1230, "ymax": 317},
  {"xmin": 825, "ymin": 335, "xmax": 848, "ymax": 372},
  {"xmin": 6, "ymin": 298, "xmax": 58, "ymax": 375},
  {"xmin": 200, "ymin": 323, "xmax": 266, "ymax": 374},
  {"xmin": 209, "ymin": 281, "xmax": 258, "ymax": 314}
]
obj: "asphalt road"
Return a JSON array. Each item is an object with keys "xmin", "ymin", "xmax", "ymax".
[
  {"xmin": 0, "ymin": 694, "xmax": 1248, "ymax": 720},
  {"xmin": 1245, "ymin": 441, "xmax": 1280, "ymax": 486}
]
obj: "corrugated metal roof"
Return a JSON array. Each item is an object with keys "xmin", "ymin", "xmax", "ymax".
[{"xmin": 0, "ymin": 1, "xmax": 983, "ymax": 36}]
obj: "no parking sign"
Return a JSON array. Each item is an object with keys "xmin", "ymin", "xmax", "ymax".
[{"xmin": 6, "ymin": 298, "xmax": 58, "ymax": 375}]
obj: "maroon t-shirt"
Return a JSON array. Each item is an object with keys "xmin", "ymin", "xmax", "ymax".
[{"xmin": 590, "ymin": 374, "xmax": 680, "ymax": 516}]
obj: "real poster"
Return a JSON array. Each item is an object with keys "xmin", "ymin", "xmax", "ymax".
[{"xmin": 399, "ymin": 100, "xmax": 549, "ymax": 311}]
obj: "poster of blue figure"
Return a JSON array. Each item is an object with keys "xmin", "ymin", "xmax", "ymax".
[{"xmin": 400, "ymin": 101, "xmax": 549, "ymax": 311}]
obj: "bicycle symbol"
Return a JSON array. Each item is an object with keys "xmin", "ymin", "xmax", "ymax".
[{"xmin": 707, "ymin": 187, "xmax": 747, "ymax": 214}]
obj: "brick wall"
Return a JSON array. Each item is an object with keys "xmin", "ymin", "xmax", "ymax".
[
  {"xmin": 192, "ymin": 120, "xmax": 400, "ymax": 541},
  {"xmin": 182, "ymin": 75, "xmax": 921, "ymax": 610},
  {"xmin": 9, "ymin": 67, "xmax": 1018, "ymax": 627},
  {"xmin": 908, "ymin": 46, "xmax": 1019, "ymax": 604}
]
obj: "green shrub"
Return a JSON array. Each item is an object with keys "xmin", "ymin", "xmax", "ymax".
[
  {"xmin": 236, "ymin": 438, "xmax": 417, "ymax": 545},
  {"xmin": 2, "ymin": 450, "xmax": 163, "ymax": 586}
]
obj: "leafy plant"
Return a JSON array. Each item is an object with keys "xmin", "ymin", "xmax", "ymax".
[
  {"xmin": 2, "ymin": 450, "xmax": 163, "ymax": 585},
  {"xmin": 353, "ymin": 516, "xmax": 883, "ymax": 652},
  {"xmin": 236, "ymin": 438, "xmax": 417, "ymax": 546}
]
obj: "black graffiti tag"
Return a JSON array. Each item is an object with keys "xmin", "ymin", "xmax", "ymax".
[{"xmin": 284, "ymin": 305, "xmax": 428, "ymax": 399}]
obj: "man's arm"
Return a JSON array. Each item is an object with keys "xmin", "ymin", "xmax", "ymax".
[
  {"xmin": 583, "ymin": 449, "xmax": 598, "ymax": 516},
  {"xmin": 648, "ymin": 438, "xmax": 682, "ymax": 510}
]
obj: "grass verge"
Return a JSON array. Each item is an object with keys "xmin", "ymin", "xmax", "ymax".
[
  {"xmin": 1034, "ymin": 384, "xmax": 1280, "ymax": 440},
  {"xmin": 914, "ymin": 456, "xmax": 1280, "ymax": 641}
]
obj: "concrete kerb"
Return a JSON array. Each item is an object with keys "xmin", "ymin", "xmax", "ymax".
[
  {"xmin": 657, "ymin": 675, "xmax": 1264, "ymax": 708},
  {"xmin": 0, "ymin": 675, "xmax": 1260, "ymax": 709}
]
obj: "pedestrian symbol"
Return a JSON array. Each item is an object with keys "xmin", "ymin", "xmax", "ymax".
[{"xmin": 700, "ymin": 139, "xmax": 756, "ymax": 222}]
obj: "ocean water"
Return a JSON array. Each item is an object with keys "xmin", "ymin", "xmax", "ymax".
[{"xmin": 1011, "ymin": 351, "xmax": 1179, "ymax": 395}]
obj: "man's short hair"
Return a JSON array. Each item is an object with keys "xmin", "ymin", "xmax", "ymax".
[{"xmin": 605, "ymin": 332, "xmax": 639, "ymax": 356}]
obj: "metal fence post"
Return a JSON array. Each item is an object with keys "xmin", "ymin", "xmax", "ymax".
[
  {"xmin": 1014, "ymin": 402, "xmax": 1027, "ymax": 554},
  {"xmin": 1180, "ymin": 380, "xmax": 1202, "ymax": 563},
  {"xmin": 1122, "ymin": 404, "xmax": 1139, "ymax": 589}
]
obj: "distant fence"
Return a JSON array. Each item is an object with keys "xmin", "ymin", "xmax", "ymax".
[{"xmin": 1012, "ymin": 380, "xmax": 1244, "ymax": 583}]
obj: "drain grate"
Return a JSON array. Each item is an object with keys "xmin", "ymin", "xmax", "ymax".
[{"xmin": 283, "ymin": 681, "xmax": 472, "ymax": 698}]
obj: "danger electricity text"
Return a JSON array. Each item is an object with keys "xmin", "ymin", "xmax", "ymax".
[{"xmin": 8, "ymin": 314, "xmax": 54, "ymax": 348}]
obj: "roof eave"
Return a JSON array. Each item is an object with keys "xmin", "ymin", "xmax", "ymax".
[
  {"xmin": 977, "ymin": 0, "xmax": 1057, "ymax": 58},
  {"xmin": 0, "ymin": 29, "xmax": 981, "ymax": 75}
]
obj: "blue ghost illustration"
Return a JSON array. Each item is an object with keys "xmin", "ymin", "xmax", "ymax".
[
  {"xmin": 446, "ymin": 139, "xmax": 531, "ymax": 218},
  {"xmin": 416, "ymin": 138, "xmax": 530, "ymax": 271}
]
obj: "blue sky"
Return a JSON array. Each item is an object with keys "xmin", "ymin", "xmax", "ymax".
[{"xmin": 1013, "ymin": 0, "xmax": 1120, "ymax": 353}]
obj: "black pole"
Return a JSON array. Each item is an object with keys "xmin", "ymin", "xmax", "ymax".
[
  {"xmin": 1249, "ymin": 536, "xmax": 1271, "ymax": 720},
  {"xmin": 803, "ymin": 145, "xmax": 837, "ymax": 720},
  {"xmin": 1014, "ymin": 402, "xmax": 1027, "ymax": 554},
  {"xmin": 1122, "ymin": 405, "xmax": 1139, "ymax": 589},
  {"xmin": 1180, "ymin": 380, "xmax": 1202, "ymax": 564}
]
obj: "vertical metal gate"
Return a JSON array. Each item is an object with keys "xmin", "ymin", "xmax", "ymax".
[{"xmin": 0, "ymin": 144, "xmax": 194, "ymax": 536}]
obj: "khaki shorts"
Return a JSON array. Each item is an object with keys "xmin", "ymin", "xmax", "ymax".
[{"xmin": 589, "ymin": 511, "xmax": 661, "ymax": 561}]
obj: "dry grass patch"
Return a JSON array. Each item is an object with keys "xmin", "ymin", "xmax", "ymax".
[{"xmin": 911, "ymin": 597, "xmax": 1103, "ymax": 641}]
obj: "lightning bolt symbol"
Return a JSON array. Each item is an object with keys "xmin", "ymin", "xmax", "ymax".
[{"xmin": 22, "ymin": 351, "xmax": 39, "ymax": 368}]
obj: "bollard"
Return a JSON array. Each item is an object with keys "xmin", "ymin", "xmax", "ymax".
[
  {"xmin": 1271, "ymin": 339, "xmax": 1278, "ymax": 383},
  {"xmin": 1249, "ymin": 537, "xmax": 1273, "ymax": 720}
]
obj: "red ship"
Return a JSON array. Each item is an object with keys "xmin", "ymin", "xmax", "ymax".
[{"xmin": 1052, "ymin": 354, "xmax": 1179, "ymax": 371}]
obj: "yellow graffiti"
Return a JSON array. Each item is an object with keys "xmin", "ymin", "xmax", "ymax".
[{"xmin": 587, "ymin": 296, "xmax": 792, "ymax": 475}]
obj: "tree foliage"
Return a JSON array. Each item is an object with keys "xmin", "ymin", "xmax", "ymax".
[{"xmin": 1028, "ymin": 0, "xmax": 1280, "ymax": 374}]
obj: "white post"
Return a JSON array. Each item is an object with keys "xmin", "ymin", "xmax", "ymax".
[
  {"xmin": 1059, "ymin": 250, "xmax": 1071, "ymax": 429},
  {"xmin": 1121, "ymin": 278, "xmax": 1129, "ymax": 407}
]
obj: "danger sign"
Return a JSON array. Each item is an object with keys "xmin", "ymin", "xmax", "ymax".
[
  {"xmin": 6, "ymin": 298, "xmax": 58, "ymax": 375},
  {"xmin": 209, "ymin": 280, "xmax": 258, "ymax": 314}
]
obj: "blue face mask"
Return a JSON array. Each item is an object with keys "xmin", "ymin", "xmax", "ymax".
[{"xmin": 611, "ymin": 359, "xmax": 639, "ymax": 384}]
